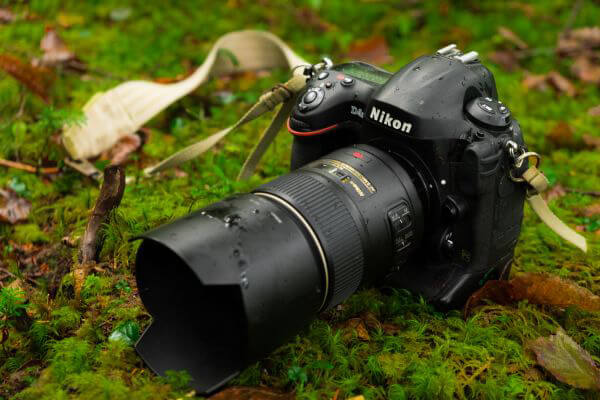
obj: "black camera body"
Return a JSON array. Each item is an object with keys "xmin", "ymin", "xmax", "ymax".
[
  {"xmin": 134, "ymin": 47, "xmax": 528, "ymax": 393},
  {"xmin": 285, "ymin": 49, "xmax": 527, "ymax": 309}
]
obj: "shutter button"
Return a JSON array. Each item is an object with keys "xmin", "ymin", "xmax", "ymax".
[{"xmin": 303, "ymin": 90, "xmax": 318, "ymax": 104}]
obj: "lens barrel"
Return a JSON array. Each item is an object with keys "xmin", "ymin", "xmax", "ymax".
[{"xmin": 135, "ymin": 145, "xmax": 423, "ymax": 394}]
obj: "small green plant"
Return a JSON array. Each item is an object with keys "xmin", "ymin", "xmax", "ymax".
[{"xmin": 0, "ymin": 287, "xmax": 29, "ymax": 353}]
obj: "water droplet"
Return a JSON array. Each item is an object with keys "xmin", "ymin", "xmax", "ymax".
[
  {"xmin": 253, "ymin": 209, "xmax": 260, "ymax": 214},
  {"xmin": 238, "ymin": 259, "xmax": 246, "ymax": 268},
  {"xmin": 240, "ymin": 273, "xmax": 249, "ymax": 289},
  {"xmin": 233, "ymin": 249, "xmax": 240, "ymax": 257}
]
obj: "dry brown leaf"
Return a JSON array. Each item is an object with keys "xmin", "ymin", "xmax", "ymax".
[
  {"xmin": 101, "ymin": 134, "xmax": 142, "ymax": 165},
  {"xmin": 35, "ymin": 26, "xmax": 76, "ymax": 67},
  {"xmin": 523, "ymin": 72, "xmax": 576, "ymax": 97},
  {"xmin": 528, "ymin": 329, "xmax": 600, "ymax": 390},
  {"xmin": 547, "ymin": 71, "xmax": 576, "ymax": 97},
  {"xmin": 498, "ymin": 26, "xmax": 528, "ymax": 50},
  {"xmin": 294, "ymin": 7, "xmax": 335, "ymax": 33},
  {"xmin": 0, "ymin": 54, "xmax": 51, "ymax": 102},
  {"xmin": 0, "ymin": 189, "xmax": 31, "ymax": 224},
  {"xmin": 571, "ymin": 56, "xmax": 600, "ymax": 84},
  {"xmin": 489, "ymin": 50, "xmax": 520, "ymax": 72},
  {"xmin": 464, "ymin": 273, "xmax": 600, "ymax": 317},
  {"xmin": 548, "ymin": 121, "xmax": 577, "ymax": 148},
  {"xmin": 583, "ymin": 134, "xmax": 600, "ymax": 150},
  {"xmin": 589, "ymin": 105, "xmax": 600, "ymax": 116},
  {"xmin": 209, "ymin": 386, "xmax": 294, "ymax": 400},
  {"xmin": 0, "ymin": 8, "xmax": 14, "ymax": 23},
  {"xmin": 580, "ymin": 203, "xmax": 600, "ymax": 218},
  {"xmin": 557, "ymin": 27, "xmax": 600, "ymax": 56},
  {"xmin": 544, "ymin": 183, "xmax": 567, "ymax": 202},
  {"xmin": 345, "ymin": 318, "xmax": 371, "ymax": 341},
  {"xmin": 346, "ymin": 36, "xmax": 393, "ymax": 66}
]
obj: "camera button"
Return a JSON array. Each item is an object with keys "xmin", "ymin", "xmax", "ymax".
[
  {"xmin": 304, "ymin": 91, "xmax": 318, "ymax": 104},
  {"xmin": 499, "ymin": 105, "xmax": 509, "ymax": 114},
  {"xmin": 478, "ymin": 102, "xmax": 495, "ymax": 114},
  {"xmin": 318, "ymin": 71, "xmax": 329, "ymax": 80},
  {"xmin": 325, "ymin": 81, "xmax": 333, "ymax": 89},
  {"xmin": 341, "ymin": 77, "xmax": 355, "ymax": 87}
]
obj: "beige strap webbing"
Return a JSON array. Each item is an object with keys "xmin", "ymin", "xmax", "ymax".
[
  {"xmin": 62, "ymin": 30, "xmax": 310, "ymax": 163},
  {"xmin": 521, "ymin": 166, "xmax": 587, "ymax": 252},
  {"xmin": 143, "ymin": 75, "xmax": 306, "ymax": 176}
]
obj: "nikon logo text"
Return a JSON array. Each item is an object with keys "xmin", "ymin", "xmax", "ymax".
[{"xmin": 369, "ymin": 106, "xmax": 412, "ymax": 133}]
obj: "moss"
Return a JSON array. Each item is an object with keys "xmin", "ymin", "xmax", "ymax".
[
  {"xmin": 12, "ymin": 224, "xmax": 49, "ymax": 244},
  {"xmin": 1, "ymin": 0, "xmax": 599, "ymax": 398}
]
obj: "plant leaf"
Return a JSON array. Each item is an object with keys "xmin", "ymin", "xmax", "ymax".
[
  {"xmin": 108, "ymin": 320, "xmax": 140, "ymax": 346},
  {"xmin": 464, "ymin": 273, "xmax": 600, "ymax": 317},
  {"xmin": 528, "ymin": 329, "xmax": 600, "ymax": 390}
]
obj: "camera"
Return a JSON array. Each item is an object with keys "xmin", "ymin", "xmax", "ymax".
[{"xmin": 134, "ymin": 45, "xmax": 527, "ymax": 394}]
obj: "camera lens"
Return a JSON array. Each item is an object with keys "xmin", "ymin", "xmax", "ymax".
[{"xmin": 134, "ymin": 144, "xmax": 423, "ymax": 394}]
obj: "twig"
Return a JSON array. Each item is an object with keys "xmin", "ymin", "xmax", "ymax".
[
  {"xmin": 0, "ymin": 158, "xmax": 59, "ymax": 174},
  {"xmin": 565, "ymin": 187, "xmax": 600, "ymax": 197},
  {"xmin": 78, "ymin": 165, "xmax": 126, "ymax": 264},
  {"xmin": 560, "ymin": 0, "xmax": 584, "ymax": 38},
  {"xmin": 73, "ymin": 165, "xmax": 125, "ymax": 298}
]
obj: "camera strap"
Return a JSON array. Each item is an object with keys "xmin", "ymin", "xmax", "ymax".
[
  {"xmin": 509, "ymin": 149, "xmax": 587, "ymax": 252},
  {"xmin": 61, "ymin": 30, "xmax": 310, "ymax": 179}
]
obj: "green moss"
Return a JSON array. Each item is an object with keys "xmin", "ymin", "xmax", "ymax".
[
  {"xmin": 1, "ymin": 0, "xmax": 599, "ymax": 398},
  {"xmin": 12, "ymin": 224, "xmax": 49, "ymax": 244}
]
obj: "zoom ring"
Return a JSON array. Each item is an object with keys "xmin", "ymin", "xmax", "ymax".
[{"xmin": 258, "ymin": 172, "xmax": 364, "ymax": 309}]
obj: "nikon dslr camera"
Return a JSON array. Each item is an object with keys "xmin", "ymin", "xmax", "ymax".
[{"xmin": 134, "ymin": 45, "xmax": 527, "ymax": 393}]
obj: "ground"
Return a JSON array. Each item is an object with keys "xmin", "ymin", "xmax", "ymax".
[{"xmin": 0, "ymin": 0, "xmax": 599, "ymax": 399}]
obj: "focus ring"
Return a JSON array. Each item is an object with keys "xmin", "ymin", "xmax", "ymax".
[{"xmin": 257, "ymin": 172, "xmax": 364, "ymax": 309}]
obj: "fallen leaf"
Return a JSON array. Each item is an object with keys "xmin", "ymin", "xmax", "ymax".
[
  {"xmin": 488, "ymin": 49, "xmax": 521, "ymax": 71},
  {"xmin": 557, "ymin": 27, "xmax": 600, "ymax": 56},
  {"xmin": 101, "ymin": 134, "xmax": 142, "ymax": 165},
  {"xmin": 209, "ymin": 387, "xmax": 294, "ymax": 400},
  {"xmin": 522, "ymin": 73, "xmax": 549, "ymax": 90},
  {"xmin": 588, "ymin": 105, "xmax": 600, "ymax": 116},
  {"xmin": 528, "ymin": 329, "xmax": 600, "ymax": 390},
  {"xmin": 579, "ymin": 203, "xmax": 600, "ymax": 218},
  {"xmin": 547, "ymin": 121, "xmax": 577, "ymax": 148},
  {"xmin": 0, "ymin": 54, "xmax": 51, "ymax": 101},
  {"xmin": 547, "ymin": 71, "xmax": 576, "ymax": 97},
  {"xmin": 571, "ymin": 56, "xmax": 600, "ymax": 84},
  {"xmin": 294, "ymin": 7, "xmax": 335, "ymax": 33},
  {"xmin": 108, "ymin": 320, "xmax": 140, "ymax": 346},
  {"xmin": 464, "ymin": 273, "xmax": 600, "ymax": 317},
  {"xmin": 33, "ymin": 27, "xmax": 85, "ymax": 71},
  {"xmin": 583, "ymin": 134, "xmax": 600, "ymax": 150},
  {"xmin": 498, "ymin": 26, "xmax": 528, "ymax": 50},
  {"xmin": 346, "ymin": 36, "xmax": 393, "ymax": 65},
  {"xmin": 0, "ymin": 189, "xmax": 31, "ymax": 224},
  {"xmin": 36, "ymin": 27, "xmax": 75, "ymax": 66},
  {"xmin": 522, "ymin": 71, "xmax": 576, "ymax": 97},
  {"xmin": 544, "ymin": 183, "xmax": 566, "ymax": 202},
  {"xmin": 344, "ymin": 318, "xmax": 371, "ymax": 341},
  {"xmin": 0, "ymin": 8, "xmax": 14, "ymax": 23}
]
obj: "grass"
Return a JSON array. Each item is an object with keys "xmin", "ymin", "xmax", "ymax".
[{"xmin": 0, "ymin": 0, "xmax": 599, "ymax": 399}]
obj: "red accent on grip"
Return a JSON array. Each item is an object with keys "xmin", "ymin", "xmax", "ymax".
[{"xmin": 287, "ymin": 118, "xmax": 338, "ymax": 137}]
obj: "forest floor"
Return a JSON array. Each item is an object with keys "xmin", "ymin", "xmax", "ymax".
[{"xmin": 0, "ymin": 1, "xmax": 599, "ymax": 399}]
